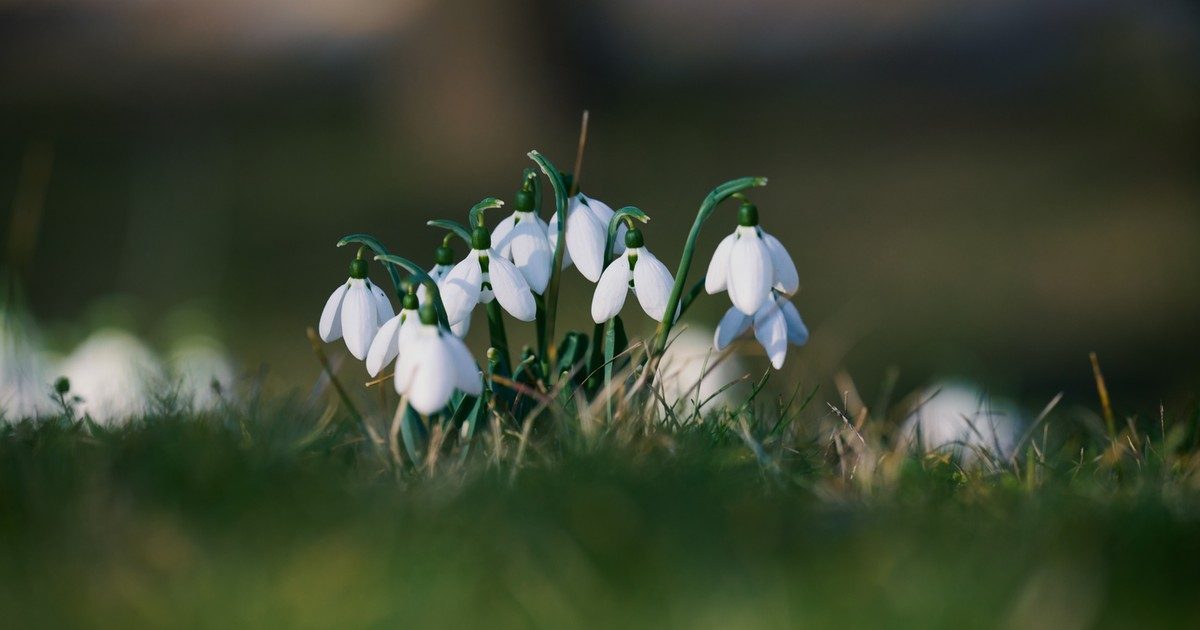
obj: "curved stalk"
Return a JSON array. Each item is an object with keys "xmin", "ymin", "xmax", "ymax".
[
  {"xmin": 650, "ymin": 176, "xmax": 768, "ymax": 356},
  {"xmin": 467, "ymin": 197, "xmax": 505, "ymax": 229},
  {"xmin": 425, "ymin": 219, "xmax": 472, "ymax": 245},
  {"xmin": 337, "ymin": 233, "xmax": 405, "ymax": 297},
  {"xmin": 372, "ymin": 254, "xmax": 450, "ymax": 329},
  {"xmin": 528, "ymin": 150, "xmax": 569, "ymax": 380}
]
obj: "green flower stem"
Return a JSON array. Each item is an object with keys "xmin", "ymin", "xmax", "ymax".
[
  {"xmin": 467, "ymin": 197, "xmax": 505, "ymax": 230},
  {"xmin": 534, "ymin": 293, "xmax": 548, "ymax": 372},
  {"xmin": 485, "ymin": 301, "xmax": 512, "ymax": 377},
  {"xmin": 650, "ymin": 176, "xmax": 768, "ymax": 357},
  {"xmin": 426, "ymin": 219, "xmax": 472, "ymax": 245},
  {"xmin": 372, "ymin": 254, "xmax": 450, "ymax": 329},
  {"xmin": 528, "ymin": 150, "xmax": 568, "ymax": 381},
  {"xmin": 337, "ymin": 234, "xmax": 405, "ymax": 297}
]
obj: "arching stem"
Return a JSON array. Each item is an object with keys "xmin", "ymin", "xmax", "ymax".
[
  {"xmin": 372, "ymin": 253, "xmax": 451, "ymax": 329},
  {"xmin": 528, "ymin": 150, "xmax": 568, "ymax": 382},
  {"xmin": 649, "ymin": 176, "xmax": 768, "ymax": 357}
]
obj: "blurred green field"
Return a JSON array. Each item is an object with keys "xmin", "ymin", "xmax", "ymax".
[{"xmin": 3, "ymin": 393, "xmax": 1199, "ymax": 629}]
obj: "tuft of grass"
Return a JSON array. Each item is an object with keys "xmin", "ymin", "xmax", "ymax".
[{"xmin": 2, "ymin": 386, "xmax": 1200, "ymax": 628}]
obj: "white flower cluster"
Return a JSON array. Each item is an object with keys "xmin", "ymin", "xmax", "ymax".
[{"xmin": 320, "ymin": 182, "xmax": 810, "ymax": 415}]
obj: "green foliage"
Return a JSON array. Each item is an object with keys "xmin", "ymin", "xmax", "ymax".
[{"xmin": 2, "ymin": 392, "xmax": 1200, "ymax": 627}]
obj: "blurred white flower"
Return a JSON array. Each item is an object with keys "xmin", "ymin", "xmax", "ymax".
[
  {"xmin": 167, "ymin": 336, "xmax": 235, "ymax": 410},
  {"xmin": 0, "ymin": 306, "xmax": 56, "ymax": 419},
  {"xmin": 901, "ymin": 381, "xmax": 1022, "ymax": 464},
  {"xmin": 393, "ymin": 307, "xmax": 482, "ymax": 414},
  {"xmin": 319, "ymin": 258, "xmax": 394, "ymax": 360},
  {"xmin": 714, "ymin": 292, "xmax": 808, "ymax": 369},
  {"xmin": 438, "ymin": 229, "xmax": 536, "ymax": 326},
  {"xmin": 591, "ymin": 229, "xmax": 675, "ymax": 323},
  {"xmin": 61, "ymin": 329, "xmax": 164, "ymax": 424},
  {"xmin": 659, "ymin": 329, "xmax": 745, "ymax": 414},
  {"xmin": 547, "ymin": 194, "xmax": 627, "ymax": 282},
  {"xmin": 492, "ymin": 209, "xmax": 552, "ymax": 294},
  {"xmin": 705, "ymin": 203, "xmax": 799, "ymax": 315}
]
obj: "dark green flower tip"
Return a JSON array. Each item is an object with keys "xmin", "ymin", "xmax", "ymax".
[
  {"xmin": 625, "ymin": 227, "xmax": 645, "ymax": 249},
  {"xmin": 560, "ymin": 172, "xmax": 574, "ymax": 193},
  {"xmin": 418, "ymin": 304, "xmax": 438, "ymax": 326},
  {"xmin": 470, "ymin": 227, "xmax": 490, "ymax": 250},
  {"xmin": 349, "ymin": 258, "xmax": 369, "ymax": 279},
  {"xmin": 514, "ymin": 189, "xmax": 536, "ymax": 213},
  {"xmin": 737, "ymin": 202, "xmax": 759, "ymax": 227},
  {"xmin": 402, "ymin": 290, "xmax": 420, "ymax": 311},
  {"xmin": 54, "ymin": 376, "xmax": 70, "ymax": 395},
  {"xmin": 434, "ymin": 245, "xmax": 455, "ymax": 266}
]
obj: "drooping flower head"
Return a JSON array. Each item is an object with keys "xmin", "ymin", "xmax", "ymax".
[
  {"xmin": 713, "ymin": 291, "xmax": 808, "ymax": 369},
  {"xmin": 393, "ymin": 304, "xmax": 483, "ymax": 414},
  {"xmin": 591, "ymin": 227, "xmax": 676, "ymax": 323},
  {"xmin": 366, "ymin": 289, "xmax": 422, "ymax": 377},
  {"xmin": 491, "ymin": 182, "xmax": 552, "ymax": 294},
  {"xmin": 705, "ymin": 201, "xmax": 799, "ymax": 315},
  {"xmin": 319, "ymin": 254, "xmax": 395, "ymax": 360},
  {"xmin": 548, "ymin": 193, "xmax": 628, "ymax": 283},
  {"xmin": 419, "ymin": 244, "xmax": 470, "ymax": 337},
  {"xmin": 439, "ymin": 227, "xmax": 537, "ymax": 327}
]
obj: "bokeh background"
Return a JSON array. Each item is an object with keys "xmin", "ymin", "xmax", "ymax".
[{"xmin": 2, "ymin": 0, "xmax": 1198, "ymax": 410}]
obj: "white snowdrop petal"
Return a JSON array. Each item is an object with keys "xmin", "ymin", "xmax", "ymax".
[
  {"xmin": 582, "ymin": 196, "xmax": 627, "ymax": 256},
  {"xmin": 632, "ymin": 249, "xmax": 675, "ymax": 322},
  {"xmin": 705, "ymin": 233, "xmax": 736, "ymax": 294},
  {"xmin": 778, "ymin": 298, "xmax": 810, "ymax": 346},
  {"xmin": 762, "ymin": 232, "xmax": 800, "ymax": 294},
  {"xmin": 365, "ymin": 313, "xmax": 403, "ymax": 377},
  {"xmin": 397, "ymin": 311, "xmax": 422, "ymax": 347},
  {"xmin": 407, "ymin": 341, "xmax": 456, "ymax": 414},
  {"xmin": 393, "ymin": 339, "xmax": 420, "ymax": 395},
  {"xmin": 341, "ymin": 280, "xmax": 379, "ymax": 360},
  {"xmin": 486, "ymin": 252, "xmax": 537, "ymax": 321},
  {"xmin": 728, "ymin": 235, "xmax": 772, "ymax": 315},
  {"xmin": 444, "ymin": 334, "xmax": 483, "ymax": 396},
  {"xmin": 547, "ymin": 210, "xmax": 574, "ymax": 270},
  {"xmin": 438, "ymin": 257, "xmax": 482, "ymax": 325},
  {"xmin": 369, "ymin": 281, "xmax": 395, "ymax": 323},
  {"xmin": 753, "ymin": 300, "xmax": 789, "ymax": 369},
  {"xmin": 490, "ymin": 214, "xmax": 518, "ymax": 257},
  {"xmin": 318, "ymin": 282, "xmax": 349, "ymax": 342},
  {"xmin": 565, "ymin": 203, "xmax": 608, "ymax": 282},
  {"xmin": 450, "ymin": 314, "xmax": 471, "ymax": 338},
  {"xmin": 591, "ymin": 257, "xmax": 632, "ymax": 323},
  {"xmin": 714, "ymin": 307, "xmax": 753, "ymax": 350},
  {"xmin": 508, "ymin": 218, "xmax": 552, "ymax": 294}
]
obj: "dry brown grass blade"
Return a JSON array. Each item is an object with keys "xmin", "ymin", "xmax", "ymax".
[
  {"xmin": 1090, "ymin": 352, "xmax": 1116, "ymax": 436},
  {"xmin": 306, "ymin": 327, "xmax": 363, "ymax": 423}
]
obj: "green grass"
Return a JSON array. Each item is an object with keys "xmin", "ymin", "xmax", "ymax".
[{"xmin": 2, "ymin": 391, "xmax": 1200, "ymax": 629}]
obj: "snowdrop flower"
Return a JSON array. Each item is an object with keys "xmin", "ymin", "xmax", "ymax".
[
  {"xmin": 659, "ymin": 329, "xmax": 746, "ymax": 415},
  {"xmin": 548, "ymin": 193, "xmax": 627, "ymax": 282},
  {"xmin": 713, "ymin": 292, "xmax": 808, "ymax": 369},
  {"xmin": 167, "ymin": 336, "xmax": 235, "ymax": 410},
  {"xmin": 591, "ymin": 228, "xmax": 675, "ymax": 323},
  {"xmin": 319, "ymin": 256, "xmax": 395, "ymax": 360},
  {"xmin": 393, "ymin": 305, "xmax": 482, "ymax": 414},
  {"xmin": 60, "ymin": 329, "xmax": 164, "ymax": 424},
  {"xmin": 900, "ymin": 381, "xmax": 1022, "ymax": 465},
  {"xmin": 416, "ymin": 245, "xmax": 470, "ymax": 338},
  {"xmin": 439, "ymin": 227, "xmax": 537, "ymax": 327},
  {"xmin": 365, "ymin": 290, "xmax": 422, "ymax": 377},
  {"xmin": 490, "ymin": 186, "xmax": 552, "ymax": 294},
  {"xmin": 705, "ymin": 202, "xmax": 799, "ymax": 315}
]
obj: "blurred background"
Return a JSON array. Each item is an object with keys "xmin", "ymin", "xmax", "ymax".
[{"xmin": 1, "ymin": 0, "xmax": 1198, "ymax": 412}]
